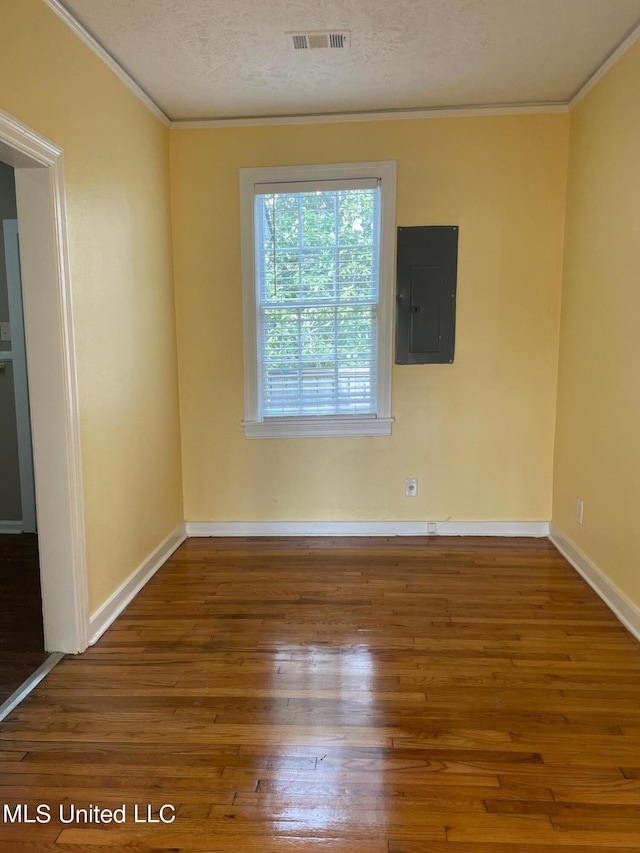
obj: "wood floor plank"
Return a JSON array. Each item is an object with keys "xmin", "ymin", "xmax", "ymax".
[
  {"xmin": 390, "ymin": 842, "xmax": 640, "ymax": 853},
  {"xmin": 1, "ymin": 535, "xmax": 640, "ymax": 849}
]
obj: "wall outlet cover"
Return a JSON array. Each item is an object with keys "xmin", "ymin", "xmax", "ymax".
[{"xmin": 405, "ymin": 478, "xmax": 418, "ymax": 497}]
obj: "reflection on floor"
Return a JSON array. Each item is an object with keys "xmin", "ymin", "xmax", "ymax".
[
  {"xmin": 0, "ymin": 533, "xmax": 48, "ymax": 704},
  {"xmin": 2, "ymin": 536, "xmax": 640, "ymax": 849}
]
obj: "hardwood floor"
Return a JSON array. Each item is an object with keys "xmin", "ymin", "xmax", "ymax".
[
  {"xmin": 1, "ymin": 535, "xmax": 640, "ymax": 850},
  {"xmin": 0, "ymin": 533, "xmax": 48, "ymax": 705}
]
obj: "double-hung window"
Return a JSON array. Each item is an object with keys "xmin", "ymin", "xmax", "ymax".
[{"xmin": 240, "ymin": 162, "xmax": 396, "ymax": 438}]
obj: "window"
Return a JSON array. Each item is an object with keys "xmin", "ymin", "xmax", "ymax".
[{"xmin": 240, "ymin": 161, "xmax": 396, "ymax": 438}]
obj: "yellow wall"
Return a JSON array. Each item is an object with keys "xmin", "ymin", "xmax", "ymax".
[
  {"xmin": 553, "ymin": 42, "xmax": 640, "ymax": 607},
  {"xmin": 1, "ymin": 0, "xmax": 636, "ymax": 623},
  {"xmin": 171, "ymin": 115, "xmax": 568, "ymax": 523},
  {"xmin": 0, "ymin": 0, "xmax": 183, "ymax": 611}
]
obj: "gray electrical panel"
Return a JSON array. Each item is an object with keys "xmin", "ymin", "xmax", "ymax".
[{"xmin": 395, "ymin": 225, "xmax": 458, "ymax": 364}]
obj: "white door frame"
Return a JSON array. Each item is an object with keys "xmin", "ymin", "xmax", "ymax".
[
  {"xmin": 3, "ymin": 219, "xmax": 37, "ymax": 533},
  {"xmin": 0, "ymin": 108, "xmax": 89, "ymax": 654}
]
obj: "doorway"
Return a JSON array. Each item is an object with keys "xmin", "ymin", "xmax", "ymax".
[
  {"xmin": 0, "ymin": 162, "xmax": 48, "ymax": 704},
  {"xmin": 0, "ymin": 108, "xmax": 89, "ymax": 719}
]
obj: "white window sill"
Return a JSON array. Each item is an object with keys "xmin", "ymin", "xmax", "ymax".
[{"xmin": 241, "ymin": 416, "xmax": 394, "ymax": 439}]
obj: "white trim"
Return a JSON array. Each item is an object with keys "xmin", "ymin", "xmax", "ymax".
[
  {"xmin": 0, "ymin": 653, "xmax": 64, "ymax": 723},
  {"xmin": 186, "ymin": 521, "xmax": 549, "ymax": 538},
  {"xmin": 88, "ymin": 523, "xmax": 187, "ymax": 645},
  {"xmin": 188, "ymin": 521, "xmax": 429, "ymax": 537},
  {"xmin": 0, "ymin": 109, "xmax": 61, "ymax": 167},
  {"xmin": 36, "ymin": 0, "xmax": 640, "ymax": 129},
  {"xmin": 549, "ymin": 524, "xmax": 640, "ymax": 642},
  {"xmin": 172, "ymin": 102, "xmax": 568, "ymax": 130},
  {"xmin": 16, "ymin": 163, "xmax": 89, "ymax": 655},
  {"xmin": 376, "ymin": 165, "xmax": 396, "ymax": 414},
  {"xmin": 41, "ymin": 0, "xmax": 170, "ymax": 127},
  {"xmin": 240, "ymin": 167, "xmax": 259, "ymax": 424},
  {"xmin": 240, "ymin": 161, "xmax": 396, "ymax": 438},
  {"xmin": 432, "ymin": 521, "xmax": 549, "ymax": 537},
  {"xmin": 0, "ymin": 521, "xmax": 23, "ymax": 534},
  {"xmin": 569, "ymin": 20, "xmax": 640, "ymax": 110},
  {"xmin": 48, "ymin": 155, "xmax": 89, "ymax": 652},
  {"xmin": 0, "ymin": 107, "xmax": 89, "ymax": 654},
  {"xmin": 255, "ymin": 177, "xmax": 379, "ymax": 194},
  {"xmin": 3, "ymin": 219, "xmax": 37, "ymax": 532},
  {"xmin": 242, "ymin": 417, "xmax": 394, "ymax": 439}
]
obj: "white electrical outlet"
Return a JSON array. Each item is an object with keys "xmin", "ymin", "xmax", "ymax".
[
  {"xmin": 0, "ymin": 322, "xmax": 10, "ymax": 342},
  {"xmin": 405, "ymin": 478, "xmax": 418, "ymax": 497},
  {"xmin": 427, "ymin": 522, "xmax": 437, "ymax": 534},
  {"xmin": 576, "ymin": 499, "xmax": 584, "ymax": 524}
]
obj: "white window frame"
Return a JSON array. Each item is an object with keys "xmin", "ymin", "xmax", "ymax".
[{"xmin": 239, "ymin": 161, "xmax": 396, "ymax": 439}]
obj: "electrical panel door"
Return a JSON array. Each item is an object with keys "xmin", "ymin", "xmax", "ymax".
[{"xmin": 395, "ymin": 226, "xmax": 458, "ymax": 364}]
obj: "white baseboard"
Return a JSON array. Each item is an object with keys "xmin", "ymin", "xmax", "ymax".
[
  {"xmin": 89, "ymin": 523, "xmax": 187, "ymax": 645},
  {"xmin": 86, "ymin": 520, "xmax": 550, "ymax": 645},
  {"xmin": 0, "ymin": 520, "xmax": 23, "ymax": 534},
  {"xmin": 431, "ymin": 521, "xmax": 549, "ymax": 537},
  {"xmin": 186, "ymin": 520, "xmax": 549, "ymax": 538},
  {"xmin": 549, "ymin": 524, "xmax": 640, "ymax": 642}
]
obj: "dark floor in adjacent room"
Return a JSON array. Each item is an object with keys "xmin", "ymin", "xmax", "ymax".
[{"xmin": 0, "ymin": 533, "xmax": 48, "ymax": 705}]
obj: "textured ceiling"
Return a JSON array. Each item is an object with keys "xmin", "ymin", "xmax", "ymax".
[{"xmin": 60, "ymin": 0, "xmax": 640, "ymax": 121}]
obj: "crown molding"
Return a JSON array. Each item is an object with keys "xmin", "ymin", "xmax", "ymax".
[
  {"xmin": 40, "ymin": 0, "xmax": 640, "ymax": 130},
  {"xmin": 171, "ymin": 101, "xmax": 568, "ymax": 130},
  {"xmin": 41, "ymin": 0, "xmax": 170, "ymax": 127},
  {"xmin": 569, "ymin": 19, "xmax": 640, "ymax": 110}
]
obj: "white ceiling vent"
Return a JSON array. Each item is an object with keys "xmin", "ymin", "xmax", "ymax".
[{"xmin": 289, "ymin": 31, "xmax": 351, "ymax": 50}]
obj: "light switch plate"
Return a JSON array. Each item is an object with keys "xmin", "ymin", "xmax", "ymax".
[{"xmin": 0, "ymin": 322, "xmax": 10, "ymax": 342}]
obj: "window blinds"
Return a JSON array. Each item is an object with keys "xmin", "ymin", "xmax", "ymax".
[{"xmin": 255, "ymin": 184, "xmax": 380, "ymax": 418}]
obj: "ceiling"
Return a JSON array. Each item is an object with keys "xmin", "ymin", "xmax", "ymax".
[{"xmin": 57, "ymin": 0, "xmax": 640, "ymax": 122}]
